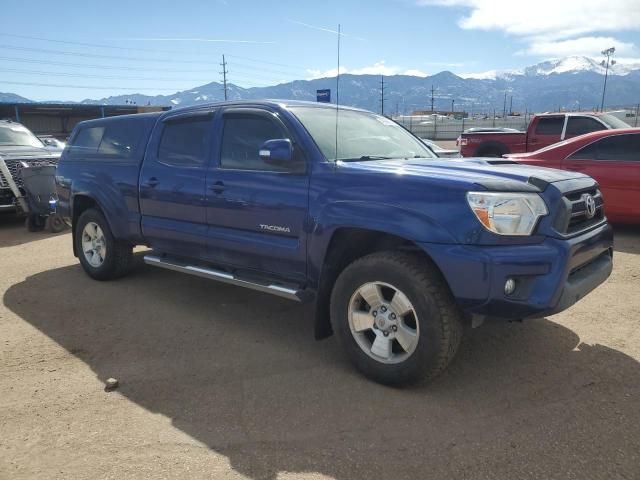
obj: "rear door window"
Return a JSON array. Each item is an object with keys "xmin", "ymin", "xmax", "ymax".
[
  {"xmin": 157, "ymin": 117, "xmax": 213, "ymax": 167},
  {"xmin": 565, "ymin": 117, "xmax": 607, "ymax": 137},
  {"xmin": 534, "ymin": 117, "xmax": 564, "ymax": 135},
  {"xmin": 568, "ymin": 134, "xmax": 640, "ymax": 161}
]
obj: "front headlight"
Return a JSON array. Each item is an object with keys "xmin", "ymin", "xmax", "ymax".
[{"xmin": 466, "ymin": 192, "xmax": 548, "ymax": 236}]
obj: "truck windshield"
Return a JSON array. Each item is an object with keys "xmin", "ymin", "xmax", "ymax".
[
  {"xmin": 598, "ymin": 114, "xmax": 631, "ymax": 129},
  {"xmin": 0, "ymin": 124, "xmax": 44, "ymax": 148},
  {"xmin": 289, "ymin": 106, "xmax": 435, "ymax": 161}
]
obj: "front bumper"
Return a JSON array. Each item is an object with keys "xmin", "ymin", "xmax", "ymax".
[{"xmin": 422, "ymin": 222, "xmax": 613, "ymax": 320}]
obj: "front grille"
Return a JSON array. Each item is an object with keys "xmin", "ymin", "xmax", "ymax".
[
  {"xmin": 0, "ymin": 157, "xmax": 59, "ymax": 189},
  {"xmin": 560, "ymin": 186, "xmax": 606, "ymax": 235}
]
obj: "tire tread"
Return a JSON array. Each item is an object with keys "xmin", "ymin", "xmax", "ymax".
[{"xmin": 330, "ymin": 250, "xmax": 463, "ymax": 384}]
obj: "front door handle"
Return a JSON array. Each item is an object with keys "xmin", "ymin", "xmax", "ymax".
[
  {"xmin": 145, "ymin": 177, "xmax": 160, "ymax": 188},
  {"xmin": 210, "ymin": 181, "xmax": 225, "ymax": 194}
]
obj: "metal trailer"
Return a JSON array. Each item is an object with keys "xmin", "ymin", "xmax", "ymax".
[
  {"xmin": 0, "ymin": 157, "xmax": 28, "ymax": 212},
  {"xmin": 0, "ymin": 157, "xmax": 66, "ymax": 232}
]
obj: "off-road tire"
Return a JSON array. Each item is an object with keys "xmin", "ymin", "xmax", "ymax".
[
  {"xmin": 330, "ymin": 251, "xmax": 463, "ymax": 385},
  {"xmin": 75, "ymin": 208, "xmax": 133, "ymax": 281}
]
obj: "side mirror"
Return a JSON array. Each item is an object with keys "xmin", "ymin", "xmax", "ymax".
[{"xmin": 259, "ymin": 139, "xmax": 293, "ymax": 165}]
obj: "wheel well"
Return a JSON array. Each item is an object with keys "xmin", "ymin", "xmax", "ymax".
[
  {"xmin": 313, "ymin": 228, "xmax": 436, "ymax": 339},
  {"xmin": 71, "ymin": 195, "xmax": 99, "ymax": 257}
]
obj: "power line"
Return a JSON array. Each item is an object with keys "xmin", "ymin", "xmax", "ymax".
[
  {"xmin": 0, "ymin": 80, "xmax": 181, "ymax": 91},
  {"xmin": 1, "ymin": 67, "xmax": 218, "ymax": 82},
  {"xmin": 227, "ymin": 62, "xmax": 304, "ymax": 78},
  {"xmin": 225, "ymin": 54, "xmax": 308, "ymax": 72},
  {"xmin": 0, "ymin": 55, "xmax": 219, "ymax": 73},
  {"xmin": 0, "ymin": 58, "xmax": 287, "ymax": 87},
  {"xmin": 0, "ymin": 43, "xmax": 218, "ymax": 65},
  {"xmin": 0, "ymin": 32, "xmax": 310, "ymax": 72}
]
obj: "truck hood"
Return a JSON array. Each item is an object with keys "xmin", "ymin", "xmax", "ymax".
[
  {"xmin": 338, "ymin": 157, "xmax": 589, "ymax": 192},
  {"xmin": 0, "ymin": 145, "xmax": 61, "ymax": 160}
]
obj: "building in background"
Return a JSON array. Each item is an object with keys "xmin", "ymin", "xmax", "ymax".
[{"xmin": 0, "ymin": 103, "xmax": 171, "ymax": 140}]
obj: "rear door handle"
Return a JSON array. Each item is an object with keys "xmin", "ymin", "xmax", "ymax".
[
  {"xmin": 145, "ymin": 177, "xmax": 160, "ymax": 187},
  {"xmin": 209, "ymin": 181, "xmax": 225, "ymax": 193}
]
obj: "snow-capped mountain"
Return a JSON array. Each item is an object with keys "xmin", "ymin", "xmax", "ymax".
[
  {"xmin": 3, "ymin": 57, "xmax": 639, "ymax": 113},
  {"xmin": 520, "ymin": 56, "xmax": 640, "ymax": 76},
  {"xmin": 461, "ymin": 56, "xmax": 640, "ymax": 80},
  {"xmin": 0, "ymin": 92, "xmax": 32, "ymax": 103}
]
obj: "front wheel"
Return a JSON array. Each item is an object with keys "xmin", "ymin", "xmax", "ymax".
[
  {"xmin": 75, "ymin": 208, "xmax": 133, "ymax": 281},
  {"xmin": 330, "ymin": 251, "xmax": 463, "ymax": 385}
]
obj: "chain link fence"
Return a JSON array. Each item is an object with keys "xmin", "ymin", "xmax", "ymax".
[{"xmin": 395, "ymin": 105, "xmax": 639, "ymax": 141}]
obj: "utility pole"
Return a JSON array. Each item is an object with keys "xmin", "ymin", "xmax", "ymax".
[
  {"xmin": 502, "ymin": 91, "xmax": 507, "ymax": 118},
  {"xmin": 430, "ymin": 85, "xmax": 435, "ymax": 112},
  {"xmin": 509, "ymin": 96, "xmax": 513, "ymax": 115},
  {"xmin": 220, "ymin": 54, "xmax": 229, "ymax": 101},
  {"xmin": 380, "ymin": 75, "xmax": 386, "ymax": 116},
  {"xmin": 451, "ymin": 99, "xmax": 454, "ymax": 113},
  {"xmin": 635, "ymin": 104, "xmax": 639, "ymax": 127},
  {"xmin": 600, "ymin": 47, "xmax": 616, "ymax": 112}
]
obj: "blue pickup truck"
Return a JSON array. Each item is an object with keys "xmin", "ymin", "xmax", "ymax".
[{"xmin": 55, "ymin": 100, "xmax": 613, "ymax": 385}]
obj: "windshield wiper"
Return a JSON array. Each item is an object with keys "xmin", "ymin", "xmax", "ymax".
[{"xmin": 339, "ymin": 155, "xmax": 394, "ymax": 162}]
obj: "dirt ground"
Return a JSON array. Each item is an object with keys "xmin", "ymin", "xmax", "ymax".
[{"xmin": 1, "ymin": 213, "xmax": 639, "ymax": 480}]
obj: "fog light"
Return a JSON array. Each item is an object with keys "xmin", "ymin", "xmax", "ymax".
[{"xmin": 504, "ymin": 278, "xmax": 517, "ymax": 296}]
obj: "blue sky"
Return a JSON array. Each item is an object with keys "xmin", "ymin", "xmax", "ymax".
[{"xmin": 1, "ymin": 0, "xmax": 639, "ymax": 101}]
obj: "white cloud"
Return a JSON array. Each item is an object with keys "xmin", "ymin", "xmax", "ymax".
[
  {"xmin": 417, "ymin": 0, "xmax": 640, "ymax": 39},
  {"xmin": 522, "ymin": 36, "xmax": 635, "ymax": 57},
  {"xmin": 306, "ymin": 61, "xmax": 429, "ymax": 79},
  {"xmin": 417, "ymin": 0, "xmax": 639, "ymax": 63}
]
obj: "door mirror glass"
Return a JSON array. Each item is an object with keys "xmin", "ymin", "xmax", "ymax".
[{"xmin": 259, "ymin": 139, "xmax": 293, "ymax": 164}]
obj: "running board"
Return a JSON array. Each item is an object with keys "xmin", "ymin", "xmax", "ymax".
[{"xmin": 143, "ymin": 255, "xmax": 305, "ymax": 302}]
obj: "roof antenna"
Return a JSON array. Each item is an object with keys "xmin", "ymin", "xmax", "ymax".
[{"xmin": 335, "ymin": 23, "xmax": 341, "ymax": 161}]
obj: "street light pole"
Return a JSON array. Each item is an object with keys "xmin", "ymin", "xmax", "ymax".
[{"xmin": 600, "ymin": 47, "xmax": 616, "ymax": 112}]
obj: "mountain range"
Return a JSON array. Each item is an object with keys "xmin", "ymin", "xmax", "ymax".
[{"xmin": 2, "ymin": 56, "xmax": 639, "ymax": 114}]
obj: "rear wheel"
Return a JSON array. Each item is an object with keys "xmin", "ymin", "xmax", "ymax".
[
  {"xmin": 330, "ymin": 251, "xmax": 463, "ymax": 385},
  {"xmin": 75, "ymin": 208, "xmax": 133, "ymax": 280}
]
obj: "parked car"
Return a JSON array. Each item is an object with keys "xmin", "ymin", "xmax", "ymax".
[
  {"xmin": 457, "ymin": 112, "xmax": 630, "ymax": 157},
  {"xmin": 0, "ymin": 120, "xmax": 60, "ymax": 213},
  {"xmin": 505, "ymin": 128, "xmax": 640, "ymax": 224},
  {"xmin": 420, "ymin": 138, "xmax": 460, "ymax": 158},
  {"xmin": 38, "ymin": 136, "xmax": 66, "ymax": 152},
  {"xmin": 56, "ymin": 101, "xmax": 613, "ymax": 385}
]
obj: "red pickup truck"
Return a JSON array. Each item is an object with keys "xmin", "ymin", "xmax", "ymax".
[{"xmin": 457, "ymin": 112, "xmax": 630, "ymax": 157}]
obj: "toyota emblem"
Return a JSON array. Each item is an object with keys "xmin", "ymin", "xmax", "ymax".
[{"xmin": 583, "ymin": 194, "xmax": 596, "ymax": 219}]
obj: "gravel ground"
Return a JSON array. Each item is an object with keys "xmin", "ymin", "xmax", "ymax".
[{"xmin": 1, "ymin": 213, "xmax": 638, "ymax": 480}]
